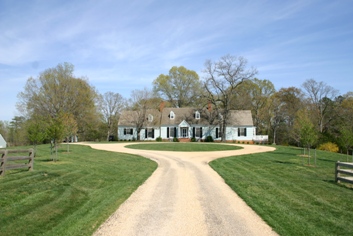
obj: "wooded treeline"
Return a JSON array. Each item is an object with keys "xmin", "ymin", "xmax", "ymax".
[{"xmin": 1, "ymin": 56, "xmax": 352, "ymax": 153}]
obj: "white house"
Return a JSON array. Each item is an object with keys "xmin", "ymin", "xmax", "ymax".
[
  {"xmin": 118, "ymin": 105, "xmax": 257, "ymax": 142},
  {"xmin": 0, "ymin": 134, "xmax": 7, "ymax": 148}
]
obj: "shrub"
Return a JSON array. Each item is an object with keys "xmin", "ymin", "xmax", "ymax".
[
  {"xmin": 317, "ymin": 142, "xmax": 339, "ymax": 153},
  {"xmin": 191, "ymin": 137, "xmax": 197, "ymax": 142},
  {"xmin": 173, "ymin": 137, "xmax": 179, "ymax": 142},
  {"xmin": 156, "ymin": 137, "xmax": 162, "ymax": 142},
  {"xmin": 205, "ymin": 136, "xmax": 214, "ymax": 142}
]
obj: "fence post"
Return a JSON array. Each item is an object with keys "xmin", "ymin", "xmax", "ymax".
[
  {"xmin": 28, "ymin": 148, "xmax": 34, "ymax": 171},
  {"xmin": 1, "ymin": 150, "xmax": 8, "ymax": 176},
  {"xmin": 335, "ymin": 161, "xmax": 340, "ymax": 183}
]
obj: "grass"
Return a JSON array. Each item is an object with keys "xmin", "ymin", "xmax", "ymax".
[
  {"xmin": 0, "ymin": 144, "xmax": 157, "ymax": 236},
  {"xmin": 209, "ymin": 145, "xmax": 353, "ymax": 236},
  {"xmin": 126, "ymin": 142, "xmax": 243, "ymax": 152}
]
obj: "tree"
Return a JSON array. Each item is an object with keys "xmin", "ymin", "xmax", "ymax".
[
  {"xmin": 302, "ymin": 79, "xmax": 338, "ymax": 133},
  {"xmin": 17, "ymin": 62, "xmax": 99, "ymax": 140},
  {"xmin": 248, "ymin": 78, "xmax": 276, "ymax": 134},
  {"xmin": 61, "ymin": 113, "xmax": 78, "ymax": 152},
  {"xmin": 98, "ymin": 92, "xmax": 125, "ymax": 141},
  {"xmin": 268, "ymin": 93, "xmax": 284, "ymax": 145},
  {"xmin": 26, "ymin": 116, "xmax": 47, "ymax": 155},
  {"xmin": 8, "ymin": 116, "xmax": 26, "ymax": 146},
  {"xmin": 203, "ymin": 54, "xmax": 257, "ymax": 141},
  {"xmin": 272, "ymin": 87, "xmax": 304, "ymax": 145},
  {"xmin": 46, "ymin": 115, "xmax": 65, "ymax": 161},
  {"xmin": 337, "ymin": 94, "xmax": 353, "ymax": 154},
  {"xmin": 293, "ymin": 109, "xmax": 318, "ymax": 161},
  {"xmin": 153, "ymin": 66, "xmax": 202, "ymax": 107},
  {"xmin": 126, "ymin": 88, "xmax": 157, "ymax": 141}
]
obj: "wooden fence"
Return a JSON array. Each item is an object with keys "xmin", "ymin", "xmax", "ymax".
[
  {"xmin": 0, "ymin": 149, "xmax": 34, "ymax": 176},
  {"xmin": 335, "ymin": 161, "xmax": 353, "ymax": 184}
]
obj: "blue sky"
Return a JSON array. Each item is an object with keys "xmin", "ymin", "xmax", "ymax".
[{"xmin": 1, "ymin": 0, "xmax": 352, "ymax": 121}]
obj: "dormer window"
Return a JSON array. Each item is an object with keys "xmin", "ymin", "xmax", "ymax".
[
  {"xmin": 148, "ymin": 114, "xmax": 153, "ymax": 122},
  {"xmin": 195, "ymin": 111, "xmax": 200, "ymax": 120},
  {"xmin": 170, "ymin": 111, "xmax": 175, "ymax": 119}
]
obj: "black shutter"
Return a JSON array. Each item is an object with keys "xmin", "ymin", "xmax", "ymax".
[
  {"xmin": 130, "ymin": 128, "xmax": 133, "ymax": 135},
  {"xmin": 193, "ymin": 127, "xmax": 196, "ymax": 138},
  {"xmin": 216, "ymin": 128, "xmax": 219, "ymax": 138},
  {"xmin": 152, "ymin": 128, "xmax": 155, "ymax": 138},
  {"xmin": 244, "ymin": 128, "xmax": 247, "ymax": 137},
  {"xmin": 200, "ymin": 127, "xmax": 203, "ymax": 138},
  {"xmin": 145, "ymin": 129, "xmax": 147, "ymax": 138},
  {"xmin": 167, "ymin": 127, "xmax": 170, "ymax": 138},
  {"xmin": 238, "ymin": 128, "xmax": 240, "ymax": 137},
  {"xmin": 124, "ymin": 128, "xmax": 126, "ymax": 135},
  {"xmin": 174, "ymin": 127, "xmax": 177, "ymax": 137}
]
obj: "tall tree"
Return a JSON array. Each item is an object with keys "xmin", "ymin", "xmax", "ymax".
[
  {"xmin": 126, "ymin": 88, "xmax": 157, "ymax": 141},
  {"xmin": 302, "ymin": 79, "xmax": 338, "ymax": 133},
  {"xmin": 98, "ymin": 92, "xmax": 125, "ymax": 141},
  {"xmin": 272, "ymin": 87, "xmax": 304, "ymax": 144},
  {"xmin": 203, "ymin": 54, "xmax": 257, "ymax": 141},
  {"xmin": 8, "ymin": 116, "xmax": 26, "ymax": 146},
  {"xmin": 153, "ymin": 66, "xmax": 202, "ymax": 107},
  {"xmin": 17, "ymin": 62, "xmax": 99, "ymax": 140}
]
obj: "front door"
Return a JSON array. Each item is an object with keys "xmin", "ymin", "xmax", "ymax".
[{"xmin": 181, "ymin": 127, "xmax": 188, "ymax": 138}]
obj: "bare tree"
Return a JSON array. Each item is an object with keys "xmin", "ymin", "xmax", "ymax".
[
  {"xmin": 99, "ymin": 92, "xmax": 126, "ymax": 141},
  {"xmin": 127, "ymin": 88, "xmax": 157, "ymax": 141},
  {"xmin": 203, "ymin": 54, "xmax": 257, "ymax": 141},
  {"xmin": 302, "ymin": 79, "xmax": 338, "ymax": 133}
]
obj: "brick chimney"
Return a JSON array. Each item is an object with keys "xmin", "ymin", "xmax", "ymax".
[
  {"xmin": 208, "ymin": 101, "xmax": 212, "ymax": 112},
  {"xmin": 159, "ymin": 101, "xmax": 165, "ymax": 112}
]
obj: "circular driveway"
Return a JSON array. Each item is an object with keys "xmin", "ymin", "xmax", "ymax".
[{"xmin": 83, "ymin": 143, "xmax": 278, "ymax": 236}]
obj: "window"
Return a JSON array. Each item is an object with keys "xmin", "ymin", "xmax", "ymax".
[
  {"xmin": 170, "ymin": 111, "xmax": 175, "ymax": 119},
  {"xmin": 145, "ymin": 128, "xmax": 154, "ymax": 138},
  {"xmin": 123, "ymin": 128, "xmax": 133, "ymax": 135},
  {"xmin": 148, "ymin": 114, "xmax": 153, "ymax": 122},
  {"xmin": 238, "ymin": 128, "xmax": 247, "ymax": 137},
  {"xmin": 195, "ymin": 111, "xmax": 200, "ymax": 119},
  {"xmin": 216, "ymin": 128, "xmax": 222, "ymax": 139},
  {"xmin": 193, "ymin": 127, "xmax": 202, "ymax": 138},
  {"xmin": 169, "ymin": 127, "xmax": 177, "ymax": 137}
]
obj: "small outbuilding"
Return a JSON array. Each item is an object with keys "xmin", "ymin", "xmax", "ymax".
[{"xmin": 0, "ymin": 134, "xmax": 7, "ymax": 148}]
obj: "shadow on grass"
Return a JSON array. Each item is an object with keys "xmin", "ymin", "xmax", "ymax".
[{"xmin": 273, "ymin": 160, "xmax": 297, "ymax": 165}]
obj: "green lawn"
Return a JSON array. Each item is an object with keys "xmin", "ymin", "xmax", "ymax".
[
  {"xmin": 210, "ymin": 145, "xmax": 353, "ymax": 236},
  {"xmin": 126, "ymin": 142, "xmax": 243, "ymax": 152},
  {"xmin": 0, "ymin": 144, "xmax": 157, "ymax": 236}
]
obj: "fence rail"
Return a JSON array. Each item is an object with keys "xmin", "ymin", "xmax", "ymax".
[
  {"xmin": 0, "ymin": 149, "xmax": 34, "ymax": 176},
  {"xmin": 335, "ymin": 161, "xmax": 353, "ymax": 184}
]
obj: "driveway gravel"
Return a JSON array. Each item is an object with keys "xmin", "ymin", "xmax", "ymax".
[{"xmin": 83, "ymin": 143, "xmax": 278, "ymax": 236}]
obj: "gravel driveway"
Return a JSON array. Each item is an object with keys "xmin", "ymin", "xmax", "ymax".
[{"xmin": 83, "ymin": 143, "xmax": 278, "ymax": 236}]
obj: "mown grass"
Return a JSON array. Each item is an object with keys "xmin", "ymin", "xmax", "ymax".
[
  {"xmin": 210, "ymin": 145, "xmax": 353, "ymax": 236},
  {"xmin": 0, "ymin": 144, "xmax": 157, "ymax": 236},
  {"xmin": 126, "ymin": 142, "xmax": 243, "ymax": 152}
]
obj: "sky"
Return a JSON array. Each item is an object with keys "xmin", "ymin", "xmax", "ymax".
[{"xmin": 1, "ymin": 0, "xmax": 353, "ymax": 121}]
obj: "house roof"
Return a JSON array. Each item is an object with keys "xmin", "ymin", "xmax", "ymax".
[{"xmin": 118, "ymin": 108, "xmax": 254, "ymax": 127}]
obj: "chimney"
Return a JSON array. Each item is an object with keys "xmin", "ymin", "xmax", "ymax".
[
  {"xmin": 159, "ymin": 101, "xmax": 165, "ymax": 112},
  {"xmin": 208, "ymin": 101, "xmax": 212, "ymax": 112}
]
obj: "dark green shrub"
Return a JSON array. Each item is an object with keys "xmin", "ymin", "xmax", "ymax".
[
  {"xmin": 191, "ymin": 137, "xmax": 196, "ymax": 142},
  {"xmin": 205, "ymin": 136, "xmax": 214, "ymax": 142},
  {"xmin": 156, "ymin": 137, "xmax": 162, "ymax": 142},
  {"xmin": 173, "ymin": 137, "xmax": 179, "ymax": 142}
]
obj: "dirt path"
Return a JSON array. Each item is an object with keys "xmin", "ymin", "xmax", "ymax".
[{"xmin": 83, "ymin": 143, "xmax": 278, "ymax": 236}]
